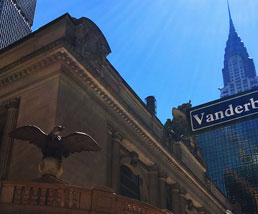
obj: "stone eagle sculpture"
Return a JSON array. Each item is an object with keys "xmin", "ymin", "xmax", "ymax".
[{"xmin": 9, "ymin": 125, "xmax": 101, "ymax": 178}]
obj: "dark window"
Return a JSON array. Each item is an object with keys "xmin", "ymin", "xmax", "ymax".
[{"xmin": 120, "ymin": 165, "xmax": 140, "ymax": 200}]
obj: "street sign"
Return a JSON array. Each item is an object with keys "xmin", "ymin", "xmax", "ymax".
[{"xmin": 190, "ymin": 89, "xmax": 258, "ymax": 132}]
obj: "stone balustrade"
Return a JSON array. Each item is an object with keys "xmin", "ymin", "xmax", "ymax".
[{"xmin": 0, "ymin": 180, "xmax": 174, "ymax": 214}]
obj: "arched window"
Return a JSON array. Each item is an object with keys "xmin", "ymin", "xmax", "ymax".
[{"xmin": 120, "ymin": 165, "xmax": 140, "ymax": 200}]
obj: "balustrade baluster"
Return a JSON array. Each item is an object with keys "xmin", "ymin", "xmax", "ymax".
[
  {"xmin": 52, "ymin": 189, "xmax": 59, "ymax": 207},
  {"xmin": 137, "ymin": 206, "xmax": 140, "ymax": 213},
  {"xmin": 68, "ymin": 190, "xmax": 73, "ymax": 208},
  {"xmin": 133, "ymin": 205, "xmax": 136, "ymax": 213},
  {"xmin": 72, "ymin": 191, "xmax": 80, "ymax": 209},
  {"xmin": 138, "ymin": 207, "xmax": 141, "ymax": 214},
  {"xmin": 136, "ymin": 205, "xmax": 139, "ymax": 213},
  {"xmin": 13, "ymin": 186, "xmax": 23, "ymax": 204},
  {"xmin": 46, "ymin": 188, "xmax": 50, "ymax": 206},
  {"xmin": 46, "ymin": 188, "xmax": 54, "ymax": 206},
  {"xmin": 39, "ymin": 188, "xmax": 47, "ymax": 206},
  {"xmin": 58, "ymin": 189, "xmax": 65, "ymax": 207},
  {"xmin": 23, "ymin": 186, "xmax": 31, "ymax": 205},
  {"xmin": 128, "ymin": 204, "xmax": 132, "ymax": 212},
  {"xmin": 64, "ymin": 189, "xmax": 70, "ymax": 208},
  {"xmin": 31, "ymin": 187, "xmax": 39, "ymax": 205}
]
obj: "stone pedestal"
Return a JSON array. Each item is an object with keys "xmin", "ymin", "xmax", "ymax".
[{"xmin": 38, "ymin": 157, "xmax": 63, "ymax": 178}]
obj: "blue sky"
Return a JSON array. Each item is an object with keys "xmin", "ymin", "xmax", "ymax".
[{"xmin": 33, "ymin": 0, "xmax": 258, "ymax": 123}]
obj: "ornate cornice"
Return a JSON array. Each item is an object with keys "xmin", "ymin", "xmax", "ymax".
[{"xmin": 0, "ymin": 40, "xmax": 65, "ymax": 88}]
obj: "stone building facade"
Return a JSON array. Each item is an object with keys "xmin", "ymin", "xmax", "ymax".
[{"xmin": 0, "ymin": 14, "xmax": 231, "ymax": 214}]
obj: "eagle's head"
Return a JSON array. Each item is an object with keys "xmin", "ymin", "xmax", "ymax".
[{"xmin": 52, "ymin": 126, "xmax": 65, "ymax": 136}]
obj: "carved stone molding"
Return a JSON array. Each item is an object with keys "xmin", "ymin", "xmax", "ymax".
[
  {"xmin": 129, "ymin": 151, "xmax": 139, "ymax": 167},
  {"xmin": 171, "ymin": 183, "xmax": 180, "ymax": 192},
  {"xmin": 112, "ymin": 132, "xmax": 123, "ymax": 144},
  {"xmin": 74, "ymin": 20, "xmax": 110, "ymax": 61},
  {"xmin": 148, "ymin": 163, "xmax": 159, "ymax": 174},
  {"xmin": 0, "ymin": 43, "xmax": 62, "ymax": 89},
  {"xmin": 107, "ymin": 123, "xmax": 115, "ymax": 135},
  {"xmin": 106, "ymin": 123, "xmax": 123, "ymax": 143},
  {"xmin": 179, "ymin": 187, "xmax": 187, "ymax": 196},
  {"xmin": 120, "ymin": 151, "xmax": 140, "ymax": 167},
  {"xmin": 4, "ymin": 98, "xmax": 20, "ymax": 110},
  {"xmin": 158, "ymin": 170, "xmax": 168, "ymax": 181}
]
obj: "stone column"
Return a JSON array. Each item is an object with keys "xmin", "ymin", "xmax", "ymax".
[
  {"xmin": 106, "ymin": 124, "xmax": 114, "ymax": 188},
  {"xmin": 111, "ymin": 132, "xmax": 122, "ymax": 194},
  {"xmin": 149, "ymin": 165, "xmax": 159, "ymax": 207},
  {"xmin": 179, "ymin": 188, "xmax": 187, "ymax": 214},
  {"xmin": 171, "ymin": 183, "xmax": 180, "ymax": 214},
  {"xmin": 159, "ymin": 171, "xmax": 168, "ymax": 209},
  {"xmin": 0, "ymin": 99, "xmax": 19, "ymax": 179}
]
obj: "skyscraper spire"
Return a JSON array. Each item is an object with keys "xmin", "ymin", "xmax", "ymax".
[
  {"xmin": 227, "ymin": 0, "xmax": 232, "ymax": 20},
  {"xmin": 227, "ymin": 0, "xmax": 235, "ymax": 33},
  {"xmin": 220, "ymin": 0, "xmax": 257, "ymax": 97}
]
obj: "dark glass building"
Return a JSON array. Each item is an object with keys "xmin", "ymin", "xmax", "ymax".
[
  {"xmin": 196, "ymin": 3, "xmax": 258, "ymax": 214},
  {"xmin": 0, "ymin": 0, "xmax": 37, "ymax": 49},
  {"xmin": 197, "ymin": 99, "xmax": 258, "ymax": 214},
  {"xmin": 198, "ymin": 116, "xmax": 258, "ymax": 191}
]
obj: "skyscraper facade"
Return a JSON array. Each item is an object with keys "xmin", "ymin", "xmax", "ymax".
[
  {"xmin": 0, "ymin": 0, "xmax": 37, "ymax": 49},
  {"xmin": 195, "ymin": 3, "xmax": 258, "ymax": 214},
  {"xmin": 220, "ymin": 4, "xmax": 258, "ymax": 97}
]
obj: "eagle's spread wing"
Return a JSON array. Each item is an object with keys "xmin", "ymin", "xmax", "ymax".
[
  {"xmin": 60, "ymin": 132, "xmax": 101, "ymax": 157},
  {"xmin": 9, "ymin": 125, "xmax": 48, "ymax": 149}
]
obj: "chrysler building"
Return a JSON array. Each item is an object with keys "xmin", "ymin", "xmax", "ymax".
[{"xmin": 219, "ymin": 2, "xmax": 257, "ymax": 97}]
